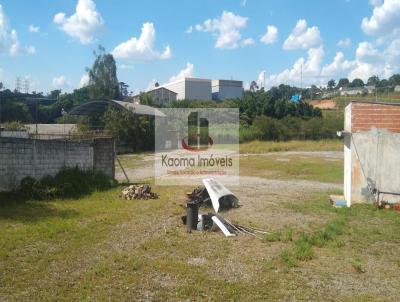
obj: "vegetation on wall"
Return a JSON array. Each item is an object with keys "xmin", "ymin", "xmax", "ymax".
[{"xmin": 18, "ymin": 167, "xmax": 117, "ymax": 200}]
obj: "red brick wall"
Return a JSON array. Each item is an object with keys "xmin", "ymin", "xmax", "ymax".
[{"xmin": 352, "ymin": 102, "xmax": 400, "ymax": 133}]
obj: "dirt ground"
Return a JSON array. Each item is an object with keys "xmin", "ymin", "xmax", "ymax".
[
  {"xmin": 2, "ymin": 150, "xmax": 400, "ymax": 301},
  {"xmin": 110, "ymin": 151, "xmax": 400, "ymax": 301}
]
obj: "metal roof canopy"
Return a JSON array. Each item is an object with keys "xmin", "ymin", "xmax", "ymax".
[{"xmin": 69, "ymin": 100, "xmax": 166, "ymax": 117}]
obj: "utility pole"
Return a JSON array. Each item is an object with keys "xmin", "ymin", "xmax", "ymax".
[
  {"xmin": 263, "ymin": 71, "xmax": 266, "ymax": 90},
  {"xmin": 300, "ymin": 63, "xmax": 303, "ymax": 99},
  {"xmin": 35, "ymin": 100, "xmax": 38, "ymax": 135}
]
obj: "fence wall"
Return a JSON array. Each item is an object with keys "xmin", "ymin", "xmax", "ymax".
[{"xmin": 0, "ymin": 137, "xmax": 115, "ymax": 191}]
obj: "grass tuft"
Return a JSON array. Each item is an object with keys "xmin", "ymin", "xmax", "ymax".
[
  {"xmin": 264, "ymin": 228, "xmax": 293, "ymax": 242},
  {"xmin": 294, "ymin": 234, "xmax": 314, "ymax": 261},
  {"xmin": 280, "ymin": 250, "xmax": 297, "ymax": 268}
]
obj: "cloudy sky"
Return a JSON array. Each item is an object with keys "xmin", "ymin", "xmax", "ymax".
[{"xmin": 0, "ymin": 0, "xmax": 399, "ymax": 93}]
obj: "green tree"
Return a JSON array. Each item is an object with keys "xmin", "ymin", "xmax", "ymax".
[
  {"xmin": 350, "ymin": 78, "xmax": 364, "ymax": 88},
  {"xmin": 336, "ymin": 78, "xmax": 349, "ymax": 88},
  {"xmin": 389, "ymin": 74, "xmax": 400, "ymax": 86},
  {"xmin": 367, "ymin": 75, "xmax": 380, "ymax": 86},
  {"xmin": 118, "ymin": 82, "xmax": 129, "ymax": 99},
  {"xmin": 86, "ymin": 45, "xmax": 120, "ymax": 100},
  {"xmin": 379, "ymin": 79, "xmax": 389, "ymax": 87},
  {"xmin": 103, "ymin": 107, "xmax": 153, "ymax": 151},
  {"xmin": 327, "ymin": 79, "xmax": 336, "ymax": 90},
  {"xmin": 250, "ymin": 81, "xmax": 259, "ymax": 92},
  {"xmin": 48, "ymin": 90, "xmax": 61, "ymax": 99}
]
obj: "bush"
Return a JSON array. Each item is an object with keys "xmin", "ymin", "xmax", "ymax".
[
  {"xmin": 239, "ymin": 113, "xmax": 343, "ymax": 143},
  {"xmin": 18, "ymin": 167, "xmax": 117, "ymax": 200}
]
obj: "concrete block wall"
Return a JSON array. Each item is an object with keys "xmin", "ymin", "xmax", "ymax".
[
  {"xmin": 0, "ymin": 137, "xmax": 115, "ymax": 191},
  {"xmin": 93, "ymin": 138, "xmax": 115, "ymax": 178}
]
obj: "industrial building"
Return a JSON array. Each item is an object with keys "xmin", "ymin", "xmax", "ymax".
[
  {"xmin": 161, "ymin": 77, "xmax": 212, "ymax": 100},
  {"xmin": 212, "ymin": 79, "xmax": 243, "ymax": 100},
  {"xmin": 137, "ymin": 77, "xmax": 243, "ymax": 104},
  {"xmin": 342, "ymin": 101, "xmax": 400, "ymax": 206},
  {"xmin": 145, "ymin": 86, "xmax": 177, "ymax": 105}
]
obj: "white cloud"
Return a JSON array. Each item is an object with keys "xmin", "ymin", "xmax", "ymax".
[
  {"xmin": 321, "ymin": 52, "xmax": 355, "ymax": 77},
  {"xmin": 118, "ymin": 64, "xmax": 134, "ymax": 70},
  {"xmin": 79, "ymin": 73, "xmax": 89, "ymax": 88},
  {"xmin": 0, "ymin": 5, "xmax": 35, "ymax": 56},
  {"xmin": 260, "ymin": 25, "xmax": 278, "ymax": 45},
  {"xmin": 52, "ymin": 75, "xmax": 70, "ymax": 88},
  {"xmin": 168, "ymin": 62, "xmax": 194, "ymax": 83},
  {"xmin": 283, "ymin": 19, "xmax": 322, "ymax": 50},
  {"xmin": 112, "ymin": 22, "xmax": 172, "ymax": 61},
  {"xmin": 347, "ymin": 41, "xmax": 395, "ymax": 81},
  {"xmin": 29, "ymin": 24, "xmax": 39, "ymax": 33},
  {"xmin": 361, "ymin": 0, "xmax": 400, "ymax": 37},
  {"xmin": 258, "ymin": 70, "xmax": 266, "ymax": 88},
  {"xmin": 241, "ymin": 38, "xmax": 255, "ymax": 46},
  {"xmin": 26, "ymin": 46, "xmax": 36, "ymax": 54},
  {"xmin": 337, "ymin": 38, "xmax": 351, "ymax": 48},
  {"xmin": 355, "ymin": 41, "xmax": 380, "ymax": 62},
  {"xmin": 265, "ymin": 46, "xmax": 325, "ymax": 88},
  {"xmin": 195, "ymin": 11, "xmax": 252, "ymax": 49},
  {"xmin": 54, "ymin": 0, "xmax": 104, "ymax": 44},
  {"xmin": 186, "ymin": 26, "xmax": 193, "ymax": 34}
]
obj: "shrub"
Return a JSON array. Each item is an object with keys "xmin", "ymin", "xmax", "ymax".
[
  {"xmin": 18, "ymin": 167, "xmax": 117, "ymax": 200},
  {"xmin": 239, "ymin": 113, "xmax": 343, "ymax": 143}
]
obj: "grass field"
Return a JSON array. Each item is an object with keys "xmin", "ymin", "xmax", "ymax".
[
  {"xmin": 240, "ymin": 139, "xmax": 342, "ymax": 153},
  {"xmin": 1, "ymin": 141, "xmax": 400, "ymax": 301},
  {"xmin": 240, "ymin": 153, "xmax": 343, "ymax": 183}
]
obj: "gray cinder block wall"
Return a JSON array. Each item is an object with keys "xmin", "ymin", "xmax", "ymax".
[{"xmin": 0, "ymin": 137, "xmax": 115, "ymax": 191}]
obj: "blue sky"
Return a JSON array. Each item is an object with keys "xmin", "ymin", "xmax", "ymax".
[{"xmin": 0, "ymin": 0, "xmax": 399, "ymax": 94}]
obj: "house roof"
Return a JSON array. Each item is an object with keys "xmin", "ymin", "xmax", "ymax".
[
  {"xmin": 69, "ymin": 100, "xmax": 166, "ymax": 117},
  {"xmin": 147, "ymin": 86, "xmax": 178, "ymax": 95}
]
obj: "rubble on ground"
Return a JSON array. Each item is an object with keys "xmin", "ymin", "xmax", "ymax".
[
  {"xmin": 183, "ymin": 178, "xmax": 268, "ymax": 238},
  {"xmin": 121, "ymin": 184, "xmax": 159, "ymax": 200}
]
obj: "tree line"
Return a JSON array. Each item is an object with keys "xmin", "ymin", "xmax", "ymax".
[{"xmin": 2, "ymin": 46, "xmax": 400, "ymax": 147}]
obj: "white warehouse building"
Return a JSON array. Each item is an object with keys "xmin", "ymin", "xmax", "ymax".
[
  {"xmin": 161, "ymin": 78, "xmax": 212, "ymax": 100},
  {"xmin": 212, "ymin": 80, "xmax": 243, "ymax": 100}
]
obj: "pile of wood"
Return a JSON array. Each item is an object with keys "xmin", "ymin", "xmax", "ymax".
[{"xmin": 121, "ymin": 184, "xmax": 159, "ymax": 200}]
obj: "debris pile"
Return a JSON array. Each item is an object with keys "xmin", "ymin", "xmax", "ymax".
[
  {"xmin": 375, "ymin": 200, "xmax": 400, "ymax": 211},
  {"xmin": 121, "ymin": 184, "xmax": 159, "ymax": 200},
  {"xmin": 183, "ymin": 178, "xmax": 268, "ymax": 238}
]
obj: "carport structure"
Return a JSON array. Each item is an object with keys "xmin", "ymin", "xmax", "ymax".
[
  {"xmin": 69, "ymin": 100, "xmax": 165, "ymax": 182},
  {"xmin": 69, "ymin": 99, "xmax": 165, "ymax": 117}
]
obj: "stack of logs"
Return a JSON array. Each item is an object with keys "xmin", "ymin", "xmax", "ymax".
[{"xmin": 121, "ymin": 184, "xmax": 159, "ymax": 200}]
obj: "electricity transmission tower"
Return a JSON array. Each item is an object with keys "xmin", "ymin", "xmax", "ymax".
[{"xmin": 15, "ymin": 77, "xmax": 22, "ymax": 92}]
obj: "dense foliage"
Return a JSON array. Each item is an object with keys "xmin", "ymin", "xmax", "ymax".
[
  {"xmin": 18, "ymin": 167, "xmax": 117, "ymax": 200},
  {"xmin": 103, "ymin": 107, "xmax": 154, "ymax": 151}
]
